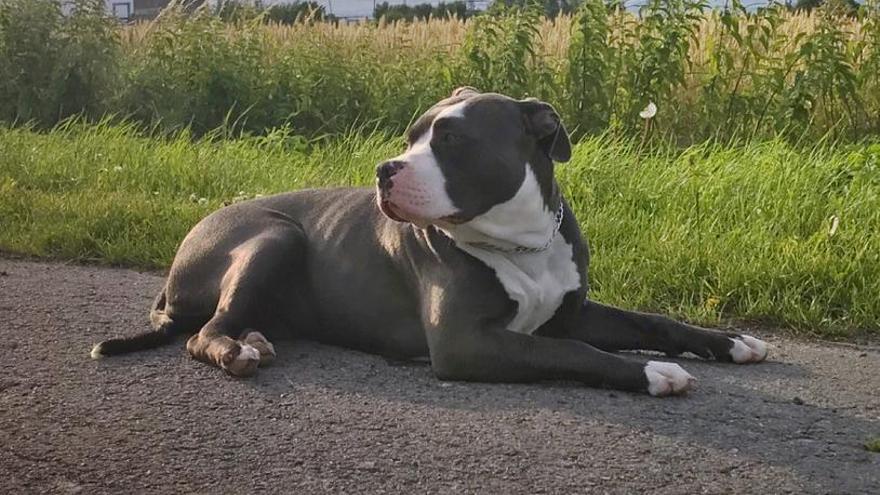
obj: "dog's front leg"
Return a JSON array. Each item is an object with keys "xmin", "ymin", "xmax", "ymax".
[
  {"xmin": 422, "ymin": 294, "xmax": 694, "ymax": 396},
  {"xmin": 560, "ymin": 300, "xmax": 768, "ymax": 364}
]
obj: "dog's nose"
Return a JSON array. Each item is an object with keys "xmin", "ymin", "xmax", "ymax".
[{"xmin": 376, "ymin": 160, "xmax": 404, "ymax": 193}]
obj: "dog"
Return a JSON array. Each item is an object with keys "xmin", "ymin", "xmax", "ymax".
[{"xmin": 91, "ymin": 88, "xmax": 767, "ymax": 396}]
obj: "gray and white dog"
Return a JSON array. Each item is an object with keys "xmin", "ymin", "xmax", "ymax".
[{"xmin": 92, "ymin": 88, "xmax": 767, "ymax": 396}]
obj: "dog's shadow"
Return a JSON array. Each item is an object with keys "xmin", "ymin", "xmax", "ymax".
[{"xmin": 244, "ymin": 339, "xmax": 879, "ymax": 493}]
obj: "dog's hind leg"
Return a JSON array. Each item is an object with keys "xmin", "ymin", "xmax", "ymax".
[
  {"xmin": 241, "ymin": 330, "xmax": 276, "ymax": 366},
  {"xmin": 186, "ymin": 314, "xmax": 264, "ymax": 377},
  {"xmin": 185, "ymin": 229, "xmax": 305, "ymax": 377},
  {"xmin": 557, "ymin": 300, "xmax": 767, "ymax": 364}
]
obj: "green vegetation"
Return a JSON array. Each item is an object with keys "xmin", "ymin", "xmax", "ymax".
[
  {"xmin": 1, "ymin": 0, "xmax": 880, "ymax": 142},
  {"xmin": 2, "ymin": 122, "xmax": 878, "ymax": 337},
  {"xmin": 866, "ymin": 437, "xmax": 880, "ymax": 452}
]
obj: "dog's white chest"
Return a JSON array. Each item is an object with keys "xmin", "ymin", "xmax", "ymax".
[{"xmin": 458, "ymin": 235, "xmax": 581, "ymax": 334}]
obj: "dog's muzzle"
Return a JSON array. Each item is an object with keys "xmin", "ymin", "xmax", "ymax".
[{"xmin": 376, "ymin": 160, "xmax": 407, "ymax": 222}]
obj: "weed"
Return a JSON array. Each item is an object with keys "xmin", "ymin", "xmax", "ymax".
[{"xmin": 0, "ymin": 0, "xmax": 118, "ymax": 126}]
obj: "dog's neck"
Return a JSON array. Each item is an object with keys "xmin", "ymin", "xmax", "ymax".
[{"xmin": 440, "ymin": 165, "xmax": 562, "ymax": 254}]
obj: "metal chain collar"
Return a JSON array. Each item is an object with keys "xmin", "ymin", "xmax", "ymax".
[{"xmin": 464, "ymin": 198, "xmax": 565, "ymax": 254}]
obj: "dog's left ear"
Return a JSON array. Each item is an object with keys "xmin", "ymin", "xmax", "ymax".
[
  {"xmin": 519, "ymin": 99, "xmax": 571, "ymax": 163},
  {"xmin": 451, "ymin": 86, "xmax": 480, "ymax": 98}
]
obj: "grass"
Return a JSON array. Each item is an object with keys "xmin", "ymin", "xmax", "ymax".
[
  {"xmin": 866, "ymin": 437, "xmax": 880, "ymax": 452},
  {"xmin": 1, "ymin": 121, "xmax": 879, "ymax": 338}
]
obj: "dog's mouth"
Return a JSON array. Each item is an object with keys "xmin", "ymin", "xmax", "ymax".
[
  {"xmin": 378, "ymin": 198, "xmax": 408, "ymax": 223},
  {"xmin": 378, "ymin": 198, "xmax": 439, "ymax": 229},
  {"xmin": 377, "ymin": 187, "xmax": 464, "ymax": 228}
]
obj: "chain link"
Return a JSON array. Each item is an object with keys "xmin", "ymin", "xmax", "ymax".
[{"xmin": 465, "ymin": 197, "xmax": 564, "ymax": 254}]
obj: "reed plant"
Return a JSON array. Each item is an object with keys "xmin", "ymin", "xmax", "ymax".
[{"xmin": 2, "ymin": 0, "xmax": 880, "ymax": 142}]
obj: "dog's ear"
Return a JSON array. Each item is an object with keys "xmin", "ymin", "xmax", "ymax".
[
  {"xmin": 451, "ymin": 86, "xmax": 480, "ymax": 98},
  {"xmin": 519, "ymin": 99, "xmax": 572, "ymax": 163}
]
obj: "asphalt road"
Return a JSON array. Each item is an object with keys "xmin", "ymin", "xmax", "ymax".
[{"xmin": 1, "ymin": 257, "xmax": 879, "ymax": 494}]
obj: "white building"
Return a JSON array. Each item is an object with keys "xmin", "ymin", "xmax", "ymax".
[
  {"xmin": 104, "ymin": 0, "xmax": 134, "ymax": 19},
  {"xmin": 62, "ymin": 0, "xmax": 134, "ymax": 19}
]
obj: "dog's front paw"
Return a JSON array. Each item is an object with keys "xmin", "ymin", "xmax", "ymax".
[
  {"xmin": 728, "ymin": 335, "xmax": 768, "ymax": 363},
  {"xmin": 644, "ymin": 361, "xmax": 696, "ymax": 397},
  {"xmin": 221, "ymin": 343, "xmax": 261, "ymax": 377}
]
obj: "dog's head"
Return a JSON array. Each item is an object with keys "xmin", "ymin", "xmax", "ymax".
[{"xmin": 375, "ymin": 88, "xmax": 571, "ymax": 238}]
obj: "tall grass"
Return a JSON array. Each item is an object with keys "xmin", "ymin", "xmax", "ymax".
[
  {"xmin": 2, "ymin": 121, "xmax": 879, "ymax": 337},
  {"xmin": 2, "ymin": 0, "xmax": 880, "ymax": 142}
]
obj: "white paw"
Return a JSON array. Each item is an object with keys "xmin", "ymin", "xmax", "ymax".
[
  {"xmin": 645, "ymin": 361, "xmax": 696, "ymax": 397},
  {"xmin": 242, "ymin": 331, "xmax": 276, "ymax": 366},
  {"xmin": 223, "ymin": 344, "xmax": 261, "ymax": 377},
  {"xmin": 238, "ymin": 344, "xmax": 260, "ymax": 361},
  {"xmin": 90, "ymin": 343, "xmax": 105, "ymax": 360},
  {"xmin": 729, "ymin": 335, "xmax": 768, "ymax": 363}
]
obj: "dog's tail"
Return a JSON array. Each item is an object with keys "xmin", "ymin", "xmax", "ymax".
[{"xmin": 90, "ymin": 288, "xmax": 196, "ymax": 359}]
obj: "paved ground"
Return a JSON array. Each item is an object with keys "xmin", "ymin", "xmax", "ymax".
[{"xmin": 1, "ymin": 257, "xmax": 879, "ymax": 494}]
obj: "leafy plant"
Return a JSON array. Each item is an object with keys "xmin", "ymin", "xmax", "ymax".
[
  {"xmin": 460, "ymin": 1, "xmax": 545, "ymax": 97},
  {"xmin": 856, "ymin": 0, "xmax": 880, "ymax": 133},
  {"xmin": 566, "ymin": 0, "xmax": 612, "ymax": 136},
  {"xmin": 785, "ymin": 3, "xmax": 860, "ymax": 138},
  {"xmin": 623, "ymin": 0, "xmax": 706, "ymax": 131},
  {"xmin": 119, "ymin": 5, "xmax": 269, "ymax": 135},
  {"xmin": 0, "ymin": 0, "xmax": 118, "ymax": 126}
]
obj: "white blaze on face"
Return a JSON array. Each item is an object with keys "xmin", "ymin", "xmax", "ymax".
[{"xmin": 385, "ymin": 101, "xmax": 468, "ymax": 223}]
